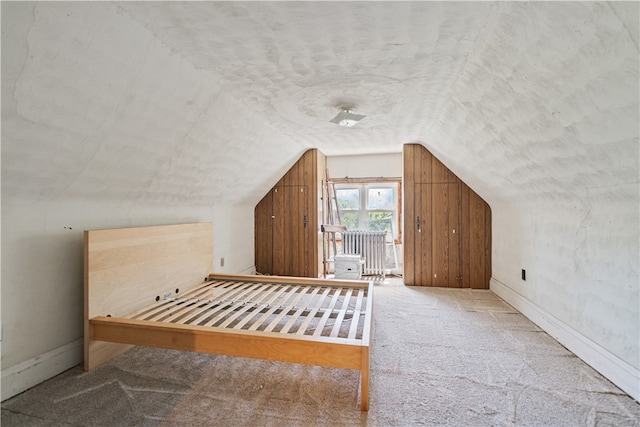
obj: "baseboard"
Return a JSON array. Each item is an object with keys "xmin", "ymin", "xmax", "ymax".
[
  {"xmin": 1, "ymin": 338, "xmax": 83, "ymax": 401},
  {"xmin": 491, "ymin": 278, "xmax": 639, "ymax": 402}
]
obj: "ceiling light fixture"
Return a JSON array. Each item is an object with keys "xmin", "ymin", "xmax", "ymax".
[{"xmin": 329, "ymin": 109, "xmax": 366, "ymax": 127}]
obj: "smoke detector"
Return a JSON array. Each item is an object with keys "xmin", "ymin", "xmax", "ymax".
[{"xmin": 330, "ymin": 109, "xmax": 366, "ymax": 127}]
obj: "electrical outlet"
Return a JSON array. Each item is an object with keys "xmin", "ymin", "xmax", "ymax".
[
  {"xmin": 220, "ymin": 258, "xmax": 225, "ymax": 267},
  {"xmin": 522, "ymin": 269, "xmax": 526, "ymax": 281}
]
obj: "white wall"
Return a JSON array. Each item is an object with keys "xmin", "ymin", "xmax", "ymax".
[
  {"xmin": 327, "ymin": 153, "xmax": 402, "ymax": 179},
  {"xmin": 490, "ymin": 186, "xmax": 639, "ymax": 399},
  {"xmin": 1, "ymin": 2, "xmax": 262, "ymax": 400},
  {"xmin": 0, "ymin": 200, "xmax": 254, "ymax": 400},
  {"xmin": 419, "ymin": 2, "xmax": 639, "ymax": 400}
]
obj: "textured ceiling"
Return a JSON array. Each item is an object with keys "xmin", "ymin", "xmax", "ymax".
[
  {"xmin": 117, "ymin": 1, "xmax": 494, "ymax": 147},
  {"xmin": 2, "ymin": 1, "xmax": 638, "ymax": 206}
]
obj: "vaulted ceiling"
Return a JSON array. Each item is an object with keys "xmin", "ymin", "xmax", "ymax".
[{"xmin": 2, "ymin": 1, "xmax": 638, "ymax": 206}]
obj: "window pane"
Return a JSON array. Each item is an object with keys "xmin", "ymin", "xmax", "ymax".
[
  {"xmin": 368, "ymin": 212, "xmax": 393, "ymax": 232},
  {"xmin": 368, "ymin": 188, "xmax": 394, "ymax": 210},
  {"xmin": 340, "ymin": 211, "xmax": 359, "ymax": 230},
  {"xmin": 336, "ymin": 188, "xmax": 359, "ymax": 210}
]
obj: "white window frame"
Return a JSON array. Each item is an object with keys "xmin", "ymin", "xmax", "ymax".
[{"xmin": 334, "ymin": 180, "xmax": 401, "ymax": 243}]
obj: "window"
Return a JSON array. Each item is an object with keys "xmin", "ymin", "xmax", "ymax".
[
  {"xmin": 334, "ymin": 181, "xmax": 400, "ymax": 242},
  {"xmin": 336, "ymin": 188, "xmax": 360, "ymax": 230}
]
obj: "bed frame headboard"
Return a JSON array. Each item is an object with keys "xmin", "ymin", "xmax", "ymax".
[{"xmin": 84, "ymin": 222, "xmax": 213, "ymax": 370}]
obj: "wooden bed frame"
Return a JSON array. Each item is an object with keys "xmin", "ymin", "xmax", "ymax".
[{"xmin": 84, "ymin": 222, "xmax": 373, "ymax": 410}]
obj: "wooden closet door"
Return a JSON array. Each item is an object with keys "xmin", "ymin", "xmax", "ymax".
[
  {"xmin": 411, "ymin": 182, "xmax": 461, "ymax": 287},
  {"xmin": 431, "ymin": 183, "xmax": 463, "ymax": 287},
  {"xmin": 447, "ymin": 182, "xmax": 462, "ymax": 288},
  {"xmin": 402, "ymin": 144, "xmax": 422, "ymax": 286},
  {"xmin": 466, "ymin": 187, "xmax": 491, "ymax": 289},
  {"xmin": 414, "ymin": 183, "xmax": 432, "ymax": 286},
  {"xmin": 403, "ymin": 143, "xmax": 489, "ymax": 288},
  {"xmin": 254, "ymin": 149, "xmax": 324, "ymax": 278},
  {"xmin": 272, "ymin": 185, "xmax": 308, "ymax": 277},
  {"xmin": 254, "ymin": 191, "xmax": 273, "ymax": 274},
  {"xmin": 431, "ymin": 183, "xmax": 449, "ymax": 287}
]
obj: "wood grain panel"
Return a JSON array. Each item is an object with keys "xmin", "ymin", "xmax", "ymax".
[
  {"xmin": 254, "ymin": 149, "xmax": 324, "ymax": 278},
  {"xmin": 484, "ymin": 202, "xmax": 492, "ymax": 288},
  {"xmin": 420, "ymin": 183, "xmax": 433, "ymax": 286},
  {"xmin": 460, "ymin": 183, "xmax": 471, "ymax": 288},
  {"xmin": 403, "ymin": 145, "xmax": 417, "ymax": 285},
  {"xmin": 469, "ymin": 189, "xmax": 486, "ymax": 288},
  {"xmin": 316, "ymin": 151, "xmax": 326, "ymax": 277},
  {"xmin": 289, "ymin": 186, "xmax": 301, "ymax": 276},
  {"xmin": 418, "ymin": 147, "xmax": 431, "ymax": 286},
  {"xmin": 84, "ymin": 222, "xmax": 213, "ymax": 370},
  {"xmin": 419, "ymin": 144, "xmax": 431, "ymax": 184},
  {"xmin": 432, "ymin": 183, "xmax": 449, "ymax": 287},
  {"xmin": 448, "ymin": 182, "xmax": 461, "ymax": 288},
  {"xmin": 288, "ymin": 186, "xmax": 296, "ymax": 277},
  {"xmin": 403, "ymin": 144, "xmax": 491, "ymax": 289},
  {"xmin": 431, "ymin": 156, "xmax": 449, "ymax": 183},
  {"xmin": 272, "ymin": 187, "xmax": 286, "ymax": 275},
  {"xmin": 92, "ymin": 316, "xmax": 365, "ymax": 369},
  {"xmin": 255, "ymin": 192, "xmax": 273, "ymax": 274},
  {"xmin": 302, "ymin": 150, "xmax": 314, "ymax": 277}
]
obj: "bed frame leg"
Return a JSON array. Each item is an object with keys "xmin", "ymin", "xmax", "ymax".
[{"xmin": 360, "ymin": 348, "xmax": 370, "ymax": 411}]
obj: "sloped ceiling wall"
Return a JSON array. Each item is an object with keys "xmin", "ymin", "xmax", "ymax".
[
  {"xmin": 1, "ymin": 2, "xmax": 638, "ymax": 399},
  {"xmin": 4, "ymin": 2, "xmax": 636, "ymax": 206}
]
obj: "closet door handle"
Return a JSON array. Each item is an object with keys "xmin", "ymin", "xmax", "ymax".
[
  {"xmin": 303, "ymin": 215, "xmax": 308, "ymax": 228},
  {"xmin": 416, "ymin": 216, "xmax": 421, "ymax": 233}
]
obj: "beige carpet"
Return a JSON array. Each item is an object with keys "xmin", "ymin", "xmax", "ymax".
[{"xmin": 3, "ymin": 280, "xmax": 639, "ymax": 426}]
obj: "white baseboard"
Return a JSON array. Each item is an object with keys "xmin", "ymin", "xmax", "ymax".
[
  {"xmin": 491, "ymin": 278, "xmax": 639, "ymax": 402},
  {"xmin": 1, "ymin": 338, "xmax": 83, "ymax": 401}
]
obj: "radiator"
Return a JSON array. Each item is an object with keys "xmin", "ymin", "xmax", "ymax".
[{"xmin": 342, "ymin": 230, "xmax": 386, "ymax": 277}]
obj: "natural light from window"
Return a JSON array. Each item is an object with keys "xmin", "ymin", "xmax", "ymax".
[{"xmin": 334, "ymin": 182, "xmax": 400, "ymax": 242}]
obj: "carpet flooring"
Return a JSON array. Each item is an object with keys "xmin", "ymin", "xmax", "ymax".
[{"xmin": 3, "ymin": 280, "xmax": 639, "ymax": 426}]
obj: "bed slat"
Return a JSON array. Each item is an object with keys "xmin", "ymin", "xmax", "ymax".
[
  {"xmin": 263, "ymin": 285, "xmax": 309, "ymax": 333},
  {"xmin": 295, "ymin": 287, "xmax": 332, "ymax": 335},
  {"xmin": 246, "ymin": 284, "xmax": 302, "ymax": 331},
  {"xmin": 170, "ymin": 281, "xmax": 263, "ymax": 325},
  {"xmin": 228, "ymin": 284, "xmax": 290, "ymax": 330},
  {"xmin": 278, "ymin": 286, "xmax": 322, "ymax": 334},
  {"xmin": 139, "ymin": 281, "xmax": 237, "ymax": 322},
  {"xmin": 348, "ymin": 289, "xmax": 366, "ymax": 340},
  {"xmin": 312, "ymin": 287, "xmax": 345, "ymax": 337},
  {"xmin": 212, "ymin": 284, "xmax": 276, "ymax": 328},
  {"xmin": 330, "ymin": 289, "xmax": 354, "ymax": 338},
  {"xmin": 164, "ymin": 282, "xmax": 245, "ymax": 325}
]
